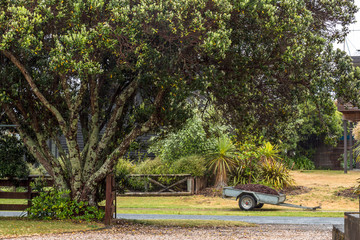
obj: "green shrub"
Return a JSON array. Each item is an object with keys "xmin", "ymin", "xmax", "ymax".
[
  {"xmin": 27, "ymin": 189, "xmax": 104, "ymax": 221},
  {"xmin": 170, "ymin": 155, "xmax": 207, "ymax": 177},
  {"xmin": 135, "ymin": 158, "xmax": 168, "ymax": 174},
  {"xmin": 232, "ymin": 157, "xmax": 259, "ymax": 185},
  {"xmin": 149, "ymin": 116, "xmax": 227, "ymax": 163},
  {"xmin": 231, "ymin": 141, "xmax": 260, "ymax": 185},
  {"xmin": 292, "ymin": 156, "xmax": 315, "ymax": 170},
  {"xmin": 259, "ymin": 159, "xmax": 295, "ymax": 190},
  {"xmin": 115, "ymin": 158, "xmax": 135, "ymax": 193}
]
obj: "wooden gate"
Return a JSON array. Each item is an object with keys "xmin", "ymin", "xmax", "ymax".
[{"xmin": 120, "ymin": 174, "xmax": 195, "ymax": 196}]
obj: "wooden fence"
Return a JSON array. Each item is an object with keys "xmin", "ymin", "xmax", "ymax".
[
  {"xmin": 119, "ymin": 174, "xmax": 198, "ymax": 196},
  {"xmin": 0, "ymin": 174, "xmax": 115, "ymax": 226},
  {"xmin": 0, "ymin": 175, "xmax": 53, "ymax": 212}
]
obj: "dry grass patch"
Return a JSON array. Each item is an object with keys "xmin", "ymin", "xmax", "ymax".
[{"xmin": 283, "ymin": 170, "xmax": 360, "ymax": 211}]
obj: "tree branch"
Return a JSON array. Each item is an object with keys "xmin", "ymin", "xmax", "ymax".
[{"xmin": 1, "ymin": 50, "xmax": 69, "ymax": 135}]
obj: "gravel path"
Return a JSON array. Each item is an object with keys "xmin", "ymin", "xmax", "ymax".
[
  {"xmin": 7, "ymin": 224, "xmax": 332, "ymax": 240},
  {"xmin": 117, "ymin": 213, "xmax": 343, "ymax": 225}
]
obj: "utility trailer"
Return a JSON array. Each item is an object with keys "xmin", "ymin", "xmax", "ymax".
[{"xmin": 223, "ymin": 186, "xmax": 321, "ymax": 211}]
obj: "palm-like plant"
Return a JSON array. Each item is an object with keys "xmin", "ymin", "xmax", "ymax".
[
  {"xmin": 257, "ymin": 142, "xmax": 281, "ymax": 162},
  {"xmin": 257, "ymin": 142, "xmax": 295, "ymax": 189},
  {"xmin": 207, "ymin": 136, "xmax": 237, "ymax": 188}
]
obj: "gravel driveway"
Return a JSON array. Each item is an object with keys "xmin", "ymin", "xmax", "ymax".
[{"xmin": 8, "ymin": 224, "xmax": 332, "ymax": 240}]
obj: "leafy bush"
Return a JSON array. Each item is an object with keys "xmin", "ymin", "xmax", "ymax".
[
  {"xmin": 231, "ymin": 142, "xmax": 295, "ymax": 190},
  {"xmin": 292, "ymin": 156, "xmax": 315, "ymax": 170},
  {"xmin": 170, "ymin": 155, "xmax": 207, "ymax": 177},
  {"xmin": 134, "ymin": 158, "xmax": 168, "ymax": 174},
  {"xmin": 231, "ymin": 141, "xmax": 260, "ymax": 185},
  {"xmin": 149, "ymin": 116, "xmax": 227, "ymax": 163},
  {"xmin": 115, "ymin": 158, "xmax": 135, "ymax": 193},
  {"xmin": 258, "ymin": 159, "xmax": 295, "ymax": 190},
  {"xmin": 232, "ymin": 157, "xmax": 259, "ymax": 185},
  {"xmin": 27, "ymin": 189, "xmax": 104, "ymax": 221}
]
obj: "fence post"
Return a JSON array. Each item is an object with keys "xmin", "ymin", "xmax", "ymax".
[
  {"xmin": 27, "ymin": 176, "xmax": 32, "ymax": 211},
  {"xmin": 187, "ymin": 177, "xmax": 194, "ymax": 194},
  {"xmin": 105, "ymin": 173, "xmax": 115, "ymax": 226}
]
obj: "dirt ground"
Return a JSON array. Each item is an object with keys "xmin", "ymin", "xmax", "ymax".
[{"xmin": 280, "ymin": 170, "xmax": 360, "ymax": 211}]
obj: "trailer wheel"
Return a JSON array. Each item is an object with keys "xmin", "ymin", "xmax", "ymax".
[
  {"xmin": 239, "ymin": 194, "xmax": 256, "ymax": 211},
  {"xmin": 255, "ymin": 203, "xmax": 264, "ymax": 209}
]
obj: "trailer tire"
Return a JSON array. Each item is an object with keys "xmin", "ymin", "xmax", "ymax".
[
  {"xmin": 239, "ymin": 194, "xmax": 256, "ymax": 211},
  {"xmin": 255, "ymin": 203, "xmax": 264, "ymax": 209}
]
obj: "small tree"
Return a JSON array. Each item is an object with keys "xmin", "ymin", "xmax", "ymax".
[
  {"xmin": 0, "ymin": 132, "xmax": 29, "ymax": 179},
  {"xmin": 207, "ymin": 136, "xmax": 237, "ymax": 188}
]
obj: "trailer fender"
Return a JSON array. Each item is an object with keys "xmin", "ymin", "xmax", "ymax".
[{"xmin": 236, "ymin": 192, "xmax": 259, "ymax": 203}]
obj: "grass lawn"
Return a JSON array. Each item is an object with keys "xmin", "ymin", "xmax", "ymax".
[
  {"xmin": 115, "ymin": 196, "xmax": 345, "ymax": 218},
  {"xmin": 0, "ymin": 217, "xmax": 103, "ymax": 238}
]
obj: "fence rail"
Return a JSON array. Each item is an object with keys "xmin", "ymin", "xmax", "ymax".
[
  {"xmin": 119, "ymin": 174, "xmax": 196, "ymax": 196},
  {"xmin": 1, "ymin": 174, "xmax": 115, "ymax": 225},
  {"xmin": 0, "ymin": 175, "xmax": 53, "ymax": 212}
]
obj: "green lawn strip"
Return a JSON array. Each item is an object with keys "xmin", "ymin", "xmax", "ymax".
[
  {"xmin": 0, "ymin": 199, "xmax": 27, "ymax": 204},
  {"xmin": 126, "ymin": 219, "xmax": 255, "ymax": 228},
  {"xmin": 116, "ymin": 208, "xmax": 344, "ymax": 218},
  {"xmin": 0, "ymin": 217, "xmax": 104, "ymax": 238},
  {"xmin": 115, "ymin": 196, "xmax": 345, "ymax": 218},
  {"xmin": 116, "ymin": 196, "xmax": 236, "ymax": 209}
]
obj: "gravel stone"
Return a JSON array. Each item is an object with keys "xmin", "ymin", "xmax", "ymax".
[{"xmin": 8, "ymin": 224, "xmax": 332, "ymax": 240}]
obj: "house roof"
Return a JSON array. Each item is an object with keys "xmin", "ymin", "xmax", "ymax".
[{"xmin": 352, "ymin": 56, "xmax": 360, "ymax": 68}]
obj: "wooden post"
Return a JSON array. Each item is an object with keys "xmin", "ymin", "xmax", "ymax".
[
  {"xmin": 187, "ymin": 177, "xmax": 194, "ymax": 194},
  {"xmin": 344, "ymin": 120, "xmax": 348, "ymax": 174},
  {"xmin": 350, "ymin": 122, "xmax": 353, "ymax": 170},
  {"xmin": 27, "ymin": 176, "xmax": 32, "ymax": 209},
  {"xmin": 105, "ymin": 173, "xmax": 115, "ymax": 226}
]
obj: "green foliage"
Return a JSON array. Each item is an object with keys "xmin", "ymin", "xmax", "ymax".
[
  {"xmin": 149, "ymin": 115, "xmax": 227, "ymax": 163},
  {"xmin": 210, "ymin": 1, "xmax": 359, "ymax": 142},
  {"xmin": 1, "ymin": 0, "xmax": 359, "ymax": 203},
  {"xmin": 27, "ymin": 189, "xmax": 104, "ymax": 221},
  {"xmin": 0, "ymin": 133, "xmax": 29, "ymax": 179},
  {"xmin": 278, "ymin": 101, "xmax": 343, "ymax": 160},
  {"xmin": 258, "ymin": 142, "xmax": 281, "ymax": 162},
  {"xmin": 0, "ymin": 0, "xmax": 233, "ymax": 202},
  {"xmin": 115, "ymin": 155, "xmax": 207, "ymax": 192},
  {"xmin": 134, "ymin": 158, "xmax": 167, "ymax": 175},
  {"xmin": 287, "ymin": 156, "xmax": 315, "ymax": 170},
  {"xmin": 207, "ymin": 136, "xmax": 237, "ymax": 187},
  {"xmin": 170, "ymin": 155, "xmax": 207, "ymax": 177},
  {"xmin": 232, "ymin": 157, "xmax": 259, "ymax": 186},
  {"xmin": 231, "ymin": 142, "xmax": 294, "ymax": 190},
  {"xmin": 258, "ymin": 159, "xmax": 295, "ymax": 190}
]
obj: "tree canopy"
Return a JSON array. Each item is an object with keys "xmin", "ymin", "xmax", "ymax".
[
  {"xmin": 1, "ymin": 0, "xmax": 359, "ymax": 204},
  {"xmin": 208, "ymin": 0, "xmax": 360, "ymax": 139}
]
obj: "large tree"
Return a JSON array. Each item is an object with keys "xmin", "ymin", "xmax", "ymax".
[
  {"xmin": 0, "ymin": 0, "xmax": 232, "ymax": 204},
  {"xmin": 1, "ymin": 0, "xmax": 359, "ymax": 204}
]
